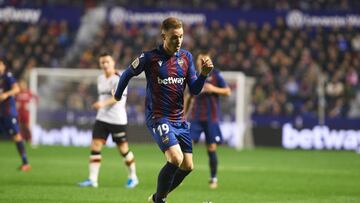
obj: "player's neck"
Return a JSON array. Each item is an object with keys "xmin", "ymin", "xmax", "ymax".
[
  {"xmin": 163, "ymin": 44, "xmax": 176, "ymax": 56},
  {"xmin": 104, "ymin": 71, "xmax": 115, "ymax": 78}
]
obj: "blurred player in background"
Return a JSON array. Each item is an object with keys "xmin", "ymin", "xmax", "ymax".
[
  {"xmin": 114, "ymin": 17, "xmax": 213, "ymax": 203},
  {"xmin": 185, "ymin": 53, "xmax": 231, "ymax": 189},
  {"xmin": 79, "ymin": 53, "xmax": 139, "ymax": 188},
  {"xmin": 16, "ymin": 79, "xmax": 37, "ymax": 144},
  {"xmin": 0, "ymin": 59, "xmax": 31, "ymax": 171}
]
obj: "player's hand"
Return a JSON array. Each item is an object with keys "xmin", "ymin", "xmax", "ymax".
[
  {"xmin": 92, "ymin": 101, "xmax": 103, "ymax": 110},
  {"xmin": 201, "ymin": 83, "xmax": 216, "ymax": 93},
  {"xmin": 200, "ymin": 57, "xmax": 213, "ymax": 76},
  {"xmin": 0, "ymin": 93, "xmax": 9, "ymax": 101}
]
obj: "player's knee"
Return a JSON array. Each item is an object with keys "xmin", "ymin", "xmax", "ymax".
[
  {"xmin": 117, "ymin": 142, "xmax": 129, "ymax": 154},
  {"xmin": 91, "ymin": 139, "xmax": 104, "ymax": 151},
  {"xmin": 168, "ymin": 154, "xmax": 183, "ymax": 167},
  {"xmin": 181, "ymin": 163, "xmax": 194, "ymax": 171},
  {"xmin": 13, "ymin": 133, "xmax": 22, "ymax": 142},
  {"xmin": 207, "ymin": 143, "xmax": 217, "ymax": 152}
]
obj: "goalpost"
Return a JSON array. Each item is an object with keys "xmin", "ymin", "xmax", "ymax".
[{"xmin": 29, "ymin": 68, "xmax": 254, "ymax": 149}]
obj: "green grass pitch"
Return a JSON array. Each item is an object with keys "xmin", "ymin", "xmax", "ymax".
[{"xmin": 0, "ymin": 141, "xmax": 360, "ymax": 203}]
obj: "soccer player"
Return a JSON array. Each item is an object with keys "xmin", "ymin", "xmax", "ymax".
[
  {"xmin": 114, "ymin": 17, "xmax": 213, "ymax": 203},
  {"xmin": 185, "ymin": 53, "xmax": 231, "ymax": 189},
  {"xmin": 0, "ymin": 59, "xmax": 31, "ymax": 171},
  {"xmin": 79, "ymin": 53, "xmax": 139, "ymax": 188},
  {"xmin": 15, "ymin": 79, "xmax": 37, "ymax": 144}
]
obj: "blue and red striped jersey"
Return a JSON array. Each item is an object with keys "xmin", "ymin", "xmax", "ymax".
[
  {"xmin": 0, "ymin": 71, "xmax": 18, "ymax": 117},
  {"xmin": 115, "ymin": 45, "xmax": 206, "ymax": 122},
  {"xmin": 189, "ymin": 69, "xmax": 227, "ymax": 123}
]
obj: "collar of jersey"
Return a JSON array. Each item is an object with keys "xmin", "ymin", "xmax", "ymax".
[{"xmin": 158, "ymin": 45, "xmax": 181, "ymax": 58}]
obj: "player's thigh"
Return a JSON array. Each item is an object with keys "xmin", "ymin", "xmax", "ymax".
[
  {"xmin": 204, "ymin": 122, "xmax": 223, "ymax": 145},
  {"xmin": 189, "ymin": 121, "xmax": 204, "ymax": 143},
  {"xmin": 146, "ymin": 119, "xmax": 179, "ymax": 152}
]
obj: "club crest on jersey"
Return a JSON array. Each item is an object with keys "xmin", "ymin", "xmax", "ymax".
[
  {"xmin": 131, "ymin": 57, "xmax": 140, "ymax": 69},
  {"xmin": 161, "ymin": 135, "xmax": 169, "ymax": 144},
  {"xmin": 177, "ymin": 58, "xmax": 184, "ymax": 66},
  {"xmin": 157, "ymin": 60, "xmax": 163, "ymax": 67}
]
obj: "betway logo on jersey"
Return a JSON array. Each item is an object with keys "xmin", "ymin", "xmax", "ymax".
[{"xmin": 157, "ymin": 77, "xmax": 185, "ymax": 85}]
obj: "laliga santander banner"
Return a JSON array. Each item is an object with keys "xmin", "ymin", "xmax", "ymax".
[
  {"xmin": 109, "ymin": 7, "xmax": 360, "ymax": 27},
  {"xmin": 1, "ymin": 6, "xmax": 359, "ymax": 28},
  {"xmin": 282, "ymin": 123, "xmax": 360, "ymax": 151}
]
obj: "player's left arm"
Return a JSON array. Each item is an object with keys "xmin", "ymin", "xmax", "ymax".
[
  {"xmin": 187, "ymin": 53, "xmax": 213, "ymax": 95},
  {"xmin": 0, "ymin": 74, "xmax": 20, "ymax": 101}
]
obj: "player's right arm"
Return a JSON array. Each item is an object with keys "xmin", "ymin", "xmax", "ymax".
[
  {"xmin": 114, "ymin": 53, "xmax": 147, "ymax": 101},
  {"xmin": 92, "ymin": 98, "xmax": 117, "ymax": 110}
]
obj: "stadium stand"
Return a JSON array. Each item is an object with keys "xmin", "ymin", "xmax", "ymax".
[{"xmin": 0, "ymin": 20, "xmax": 76, "ymax": 80}]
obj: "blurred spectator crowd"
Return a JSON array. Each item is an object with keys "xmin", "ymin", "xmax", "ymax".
[
  {"xmin": 0, "ymin": 20, "xmax": 74, "ymax": 79},
  {"xmin": 0, "ymin": 0, "xmax": 359, "ymax": 120}
]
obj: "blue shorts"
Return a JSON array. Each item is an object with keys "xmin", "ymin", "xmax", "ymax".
[
  {"xmin": 0, "ymin": 116, "xmax": 20, "ymax": 136},
  {"xmin": 147, "ymin": 118, "xmax": 192, "ymax": 153},
  {"xmin": 190, "ymin": 121, "xmax": 223, "ymax": 144}
]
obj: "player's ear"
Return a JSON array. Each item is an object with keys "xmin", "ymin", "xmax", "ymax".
[{"xmin": 161, "ymin": 32, "xmax": 166, "ymax": 41}]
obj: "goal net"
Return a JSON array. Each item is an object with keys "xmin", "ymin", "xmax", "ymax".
[{"xmin": 29, "ymin": 68, "xmax": 253, "ymax": 149}]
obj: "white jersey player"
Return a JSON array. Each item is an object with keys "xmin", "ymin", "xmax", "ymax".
[
  {"xmin": 96, "ymin": 73, "xmax": 127, "ymax": 125},
  {"xmin": 79, "ymin": 52, "xmax": 139, "ymax": 188}
]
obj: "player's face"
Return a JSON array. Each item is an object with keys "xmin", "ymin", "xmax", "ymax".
[
  {"xmin": 99, "ymin": 56, "xmax": 115, "ymax": 75},
  {"xmin": 163, "ymin": 27, "xmax": 183, "ymax": 54},
  {"xmin": 19, "ymin": 80, "xmax": 27, "ymax": 90},
  {"xmin": 0, "ymin": 61, "xmax": 5, "ymax": 74}
]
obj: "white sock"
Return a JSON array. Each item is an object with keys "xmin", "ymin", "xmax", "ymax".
[
  {"xmin": 123, "ymin": 151, "xmax": 137, "ymax": 179},
  {"xmin": 89, "ymin": 154, "xmax": 101, "ymax": 183},
  {"xmin": 128, "ymin": 162, "xmax": 137, "ymax": 180}
]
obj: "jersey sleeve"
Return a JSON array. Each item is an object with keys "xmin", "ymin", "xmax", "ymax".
[
  {"xmin": 128, "ymin": 52, "xmax": 147, "ymax": 76},
  {"xmin": 113, "ymin": 73, "xmax": 127, "ymax": 96},
  {"xmin": 5, "ymin": 72, "xmax": 16, "ymax": 86},
  {"xmin": 114, "ymin": 53, "xmax": 148, "ymax": 101},
  {"xmin": 186, "ymin": 52, "xmax": 207, "ymax": 95},
  {"xmin": 216, "ymin": 71, "xmax": 228, "ymax": 88},
  {"xmin": 186, "ymin": 53, "xmax": 198, "ymax": 85}
]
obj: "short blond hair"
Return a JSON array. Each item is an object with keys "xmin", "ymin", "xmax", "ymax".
[{"xmin": 161, "ymin": 17, "xmax": 183, "ymax": 33}]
